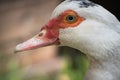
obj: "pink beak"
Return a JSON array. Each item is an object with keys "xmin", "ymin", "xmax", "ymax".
[{"xmin": 15, "ymin": 23, "xmax": 60, "ymax": 53}]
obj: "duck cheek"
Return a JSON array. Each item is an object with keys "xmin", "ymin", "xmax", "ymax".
[{"xmin": 59, "ymin": 29, "xmax": 67, "ymax": 46}]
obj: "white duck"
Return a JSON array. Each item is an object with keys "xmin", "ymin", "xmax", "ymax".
[{"xmin": 15, "ymin": 0, "xmax": 120, "ymax": 80}]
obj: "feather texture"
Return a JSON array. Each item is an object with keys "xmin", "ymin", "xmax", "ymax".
[{"xmin": 53, "ymin": 0, "xmax": 120, "ymax": 80}]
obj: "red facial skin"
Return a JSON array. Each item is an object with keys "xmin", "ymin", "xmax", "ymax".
[
  {"xmin": 40, "ymin": 10, "xmax": 85, "ymax": 40},
  {"xmin": 15, "ymin": 10, "xmax": 85, "ymax": 52},
  {"xmin": 43, "ymin": 19, "xmax": 59, "ymax": 39},
  {"xmin": 35, "ymin": 10, "xmax": 85, "ymax": 48}
]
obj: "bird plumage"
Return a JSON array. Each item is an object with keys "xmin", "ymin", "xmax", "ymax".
[{"xmin": 15, "ymin": 0, "xmax": 120, "ymax": 80}]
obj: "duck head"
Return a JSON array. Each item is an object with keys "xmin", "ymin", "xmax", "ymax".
[{"xmin": 15, "ymin": 0, "xmax": 119, "ymax": 57}]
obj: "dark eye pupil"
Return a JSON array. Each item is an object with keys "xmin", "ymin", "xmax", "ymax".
[
  {"xmin": 68, "ymin": 16, "xmax": 74, "ymax": 20},
  {"xmin": 66, "ymin": 15, "xmax": 76, "ymax": 22}
]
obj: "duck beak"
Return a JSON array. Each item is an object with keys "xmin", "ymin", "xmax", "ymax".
[{"xmin": 15, "ymin": 24, "xmax": 60, "ymax": 53}]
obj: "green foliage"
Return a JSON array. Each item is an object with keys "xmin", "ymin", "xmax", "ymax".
[
  {"xmin": 0, "ymin": 47, "xmax": 88, "ymax": 80},
  {"xmin": 59, "ymin": 47, "xmax": 88, "ymax": 80},
  {"xmin": 0, "ymin": 54, "xmax": 22, "ymax": 80}
]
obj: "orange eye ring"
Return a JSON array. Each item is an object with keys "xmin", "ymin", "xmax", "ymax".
[{"xmin": 57, "ymin": 10, "xmax": 85, "ymax": 28}]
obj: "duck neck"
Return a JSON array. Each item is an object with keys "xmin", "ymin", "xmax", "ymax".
[{"xmin": 84, "ymin": 53, "xmax": 120, "ymax": 80}]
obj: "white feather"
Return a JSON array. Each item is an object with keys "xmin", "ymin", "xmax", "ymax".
[{"xmin": 51, "ymin": 0, "xmax": 120, "ymax": 80}]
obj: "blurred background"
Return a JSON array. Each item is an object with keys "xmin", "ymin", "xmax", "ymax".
[{"xmin": 0, "ymin": 0, "xmax": 119, "ymax": 80}]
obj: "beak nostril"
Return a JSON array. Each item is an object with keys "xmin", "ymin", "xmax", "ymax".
[
  {"xmin": 38, "ymin": 33, "xmax": 44, "ymax": 37},
  {"xmin": 38, "ymin": 29, "xmax": 46, "ymax": 37}
]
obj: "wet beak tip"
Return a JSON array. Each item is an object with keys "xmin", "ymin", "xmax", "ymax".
[
  {"xmin": 14, "ymin": 48, "xmax": 20, "ymax": 54},
  {"xmin": 14, "ymin": 50, "xmax": 19, "ymax": 54},
  {"xmin": 14, "ymin": 44, "xmax": 22, "ymax": 54},
  {"xmin": 14, "ymin": 47, "xmax": 24, "ymax": 54}
]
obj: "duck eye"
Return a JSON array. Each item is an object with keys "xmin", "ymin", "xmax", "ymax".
[{"xmin": 66, "ymin": 15, "xmax": 77, "ymax": 23}]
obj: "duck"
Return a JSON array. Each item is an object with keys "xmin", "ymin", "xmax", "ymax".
[{"xmin": 15, "ymin": 0, "xmax": 120, "ymax": 80}]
